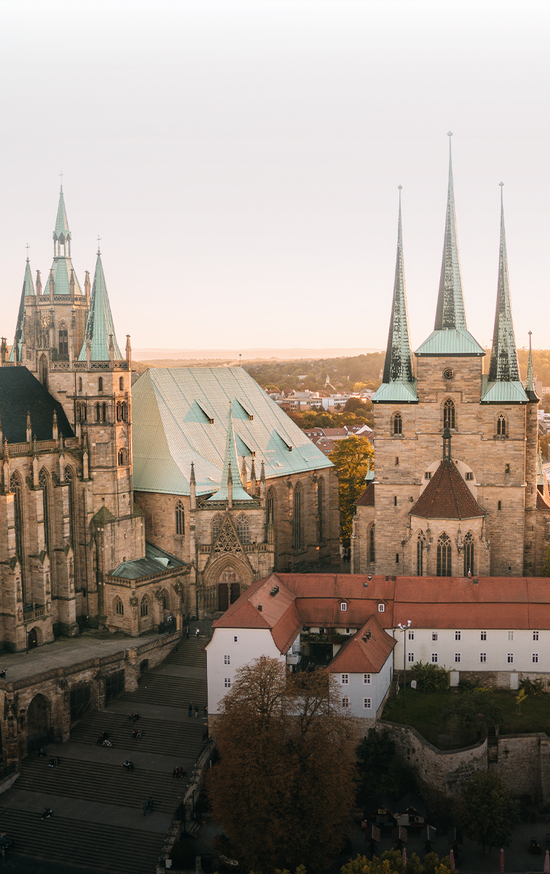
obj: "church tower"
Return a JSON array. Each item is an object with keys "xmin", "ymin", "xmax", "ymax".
[{"xmin": 352, "ymin": 137, "xmax": 547, "ymax": 578}]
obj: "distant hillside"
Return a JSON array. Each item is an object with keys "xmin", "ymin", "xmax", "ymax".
[{"xmin": 133, "ymin": 347, "xmax": 380, "ymax": 362}]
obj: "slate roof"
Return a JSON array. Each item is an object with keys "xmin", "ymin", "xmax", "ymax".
[
  {"xmin": 132, "ymin": 367, "xmax": 333, "ymax": 497},
  {"xmin": 0, "ymin": 367, "xmax": 74, "ymax": 443},
  {"xmin": 78, "ymin": 253, "xmax": 122, "ymax": 362},
  {"xmin": 111, "ymin": 541, "xmax": 186, "ymax": 580},
  {"xmin": 410, "ymin": 458, "xmax": 485, "ymax": 520}
]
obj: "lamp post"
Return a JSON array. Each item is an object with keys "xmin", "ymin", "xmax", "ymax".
[{"xmin": 397, "ymin": 621, "xmax": 411, "ymax": 708}]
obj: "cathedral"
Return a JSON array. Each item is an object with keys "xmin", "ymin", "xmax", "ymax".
[
  {"xmin": 0, "ymin": 188, "xmax": 339, "ymax": 652},
  {"xmin": 352, "ymin": 140, "xmax": 550, "ymax": 577}
]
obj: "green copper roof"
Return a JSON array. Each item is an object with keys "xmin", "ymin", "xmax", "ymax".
[
  {"xmin": 111, "ymin": 541, "xmax": 185, "ymax": 580},
  {"xmin": 525, "ymin": 334, "xmax": 539, "ymax": 402},
  {"xmin": 132, "ymin": 367, "xmax": 333, "ymax": 497},
  {"xmin": 54, "ymin": 187, "xmax": 70, "ymax": 241},
  {"xmin": 9, "ymin": 260, "xmax": 35, "ymax": 362},
  {"xmin": 416, "ymin": 328, "xmax": 484, "ymax": 357},
  {"xmin": 487, "ymin": 187, "xmax": 522, "ymax": 384},
  {"xmin": 78, "ymin": 253, "xmax": 122, "ymax": 362},
  {"xmin": 207, "ymin": 404, "xmax": 253, "ymax": 502},
  {"xmin": 44, "ymin": 257, "xmax": 83, "ymax": 296},
  {"xmin": 374, "ymin": 188, "xmax": 417, "ymax": 404},
  {"xmin": 480, "ymin": 375, "xmax": 528, "ymax": 404},
  {"xmin": 417, "ymin": 135, "xmax": 483, "ymax": 358}
]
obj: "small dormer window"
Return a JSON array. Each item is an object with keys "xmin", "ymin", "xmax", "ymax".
[
  {"xmin": 340, "ymin": 602, "xmax": 348, "ymax": 612},
  {"xmin": 378, "ymin": 603, "xmax": 385, "ymax": 613}
]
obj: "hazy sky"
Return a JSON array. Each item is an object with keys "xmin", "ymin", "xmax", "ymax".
[{"xmin": 1, "ymin": 0, "xmax": 549, "ymax": 355}]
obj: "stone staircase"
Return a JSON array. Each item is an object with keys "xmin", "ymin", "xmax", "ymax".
[{"xmin": 0, "ymin": 632, "xmax": 208, "ymax": 874}]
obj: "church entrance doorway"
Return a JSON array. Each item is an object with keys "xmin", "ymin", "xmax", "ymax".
[
  {"xmin": 27, "ymin": 694, "xmax": 53, "ymax": 752},
  {"xmin": 217, "ymin": 567, "xmax": 241, "ymax": 612},
  {"xmin": 27, "ymin": 627, "xmax": 38, "ymax": 650}
]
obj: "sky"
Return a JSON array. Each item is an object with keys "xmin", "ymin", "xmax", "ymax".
[{"xmin": 1, "ymin": 0, "xmax": 549, "ymax": 356}]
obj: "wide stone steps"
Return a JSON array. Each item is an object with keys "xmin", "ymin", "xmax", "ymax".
[
  {"xmin": 70, "ymin": 711, "xmax": 206, "ymax": 758},
  {"xmin": 119, "ymin": 674, "xmax": 206, "ymax": 709},
  {"xmin": 0, "ymin": 809, "xmax": 160, "ymax": 874},
  {"xmin": 161, "ymin": 635, "xmax": 208, "ymax": 667},
  {"xmin": 15, "ymin": 757, "xmax": 188, "ymax": 813}
]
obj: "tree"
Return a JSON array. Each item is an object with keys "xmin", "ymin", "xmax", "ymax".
[
  {"xmin": 207, "ymin": 657, "xmax": 358, "ymax": 874},
  {"xmin": 329, "ymin": 436, "xmax": 374, "ymax": 546},
  {"xmin": 340, "ymin": 849, "xmax": 451, "ymax": 874},
  {"xmin": 445, "ymin": 690, "xmax": 503, "ymax": 745},
  {"xmin": 356, "ymin": 729, "xmax": 418, "ymax": 806},
  {"xmin": 457, "ymin": 770, "xmax": 519, "ymax": 854}
]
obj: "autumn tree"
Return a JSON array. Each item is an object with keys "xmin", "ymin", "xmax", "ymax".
[
  {"xmin": 207, "ymin": 657, "xmax": 358, "ymax": 874},
  {"xmin": 457, "ymin": 770, "xmax": 519, "ymax": 855},
  {"xmin": 329, "ymin": 435, "xmax": 374, "ymax": 546},
  {"xmin": 340, "ymin": 849, "xmax": 451, "ymax": 874}
]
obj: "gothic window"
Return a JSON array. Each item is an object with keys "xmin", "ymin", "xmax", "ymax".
[
  {"xmin": 98, "ymin": 377, "xmax": 103, "ymax": 392},
  {"xmin": 293, "ymin": 483, "xmax": 302, "ymax": 551},
  {"xmin": 464, "ymin": 531, "xmax": 474, "ymax": 576},
  {"xmin": 76, "ymin": 402, "xmax": 87, "ymax": 422},
  {"xmin": 368, "ymin": 524, "xmax": 375, "ymax": 564},
  {"xmin": 436, "ymin": 532, "xmax": 452, "ymax": 577},
  {"xmin": 443, "ymin": 398, "xmax": 456, "ymax": 430},
  {"xmin": 96, "ymin": 403, "xmax": 106, "ymax": 423},
  {"xmin": 267, "ymin": 488, "xmax": 275, "ymax": 525},
  {"xmin": 140, "ymin": 596, "xmax": 148, "ymax": 617},
  {"xmin": 58, "ymin": 324, "xmax": 69, "ymax": 357},
  {"xmin": 497, "ymin": 415, "xmax": 506, "ymax": 437},
  {"xmin": 39, "ymin": 469, "xmax": 50, "ymax": 555},
  {"xmin": 416, "ymin": 533, "xmax": 425, "ymax": 576},
  {"xmin": 78, "ymin": 377, "xmax": 83, "ymax": 392},
  {"xmin": 212, "ymin": 514, "xmax": 223, "ymax": 542},
  {"xmin": 117, "ymin": 449, "xmax": 125, "ymax": 466},
  {"xmin": 119, "ymin": 377, "xmax": 124, "ymax": 391},
  {"xmin": 392, "ymin": 412, "xmax": 402, "ymax": 435},
  {"xmin": 236, "ymin": 514, "xmax": 250, "ymax": 544},
  {"xmin": 175, "ymin": 501, "xmax": 185, "ymax": 535},
  {"xmin": 114, "ymin": 596, "xmax": 124, "ymax": 616},
  {"xmin": 65, "ymin": 467, "xmax": 76, "ymax": 548},
  {"xmin": 317, "ymin": 477, "xmax": 324, "ymax": 542},
  {"xmin": 10, "ymin": 472, "xmax": 24, "ymax": 567},
  {"xmin": 116, "ymin": 402, "xmax": 128, "ymax": 422}
]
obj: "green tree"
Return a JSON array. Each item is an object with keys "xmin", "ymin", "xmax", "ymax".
[
  {"xmin": 329, "ymin": 435, "xmax": 374, "ymax": 547},
  {"xmin": 207, "ymin": 657, "xmax": 358, "ymax": 874},
  {"xmin": 410, "ymin": 662, "xmax": 449, "ymax": 693},
  {"xmin": 446, "ymin": 690, "xmax": 503, "ymax": 745},
  {"xmin": 340, "ymin": 849, "xmax": 451, "ymax": 874},
  {"xmin": 457, "ymin": 770, "xmax": 519, "ymax": 854},
  {"xmin": 356, "ymin": 729, "xmax": 418, "ymax": 806}
]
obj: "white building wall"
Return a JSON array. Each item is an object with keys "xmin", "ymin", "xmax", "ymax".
[
  {"xmin": 206, "ymin": 627, "xmax": 284, "ymax": 715},
  {"xmin": 392, "ymin": 628, "xmax": 548, "ymax": 682},
  {"xmin": 336, "ymin": 653, "xmax": 393, "ymax": 719}
]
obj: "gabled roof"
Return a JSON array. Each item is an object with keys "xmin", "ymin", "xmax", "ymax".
[
  {"xmin": 111, "ymin": 541, "xmax": 186, "ymax": 580},
  {"xmin": 355, "ymin": 482, "xmax": 375, "ymax": 506},
  {"xmin": 410, "ymin": 458, "xmax": 485, "ymax": 520},
  {"xmin": 327, "ymin": 615, "xmax": 395, "ymax": 674},
  {"xmin": 78, "ymin": 253, "xmax": 122, "ymax": 362},
  {"xmin": 0, "ymin": 367, "xmax": 74, "ymax": 442},
  {"xmin": 132, "ymin": 367, "xmax": 332, "ymax": 496}
]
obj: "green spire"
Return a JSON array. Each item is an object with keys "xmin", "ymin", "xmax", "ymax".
[
  {"xmin": 487, "ymin": 185, "xmax": 521, "ymax": 383},
  {"xmin": 9, "ymin": 259, "xmax": 35, "ymax": 362},
  {"xmin": 373, "ymin": 187, "xmax": 417, "ymax": 403},
  {"xmin": 207, "ymin": 402, "xmax": 253, "ymax": 503},
  {"xmin": 525, "ymin": 331, "xmax": 539, "ymax": 402},
  {"xmin": 54, "ymin": 186, "xmax": 70, "ymax": 245},
  {"xmin": 78, "ymin": 251, "xmax": 122, "ymax": 362}
]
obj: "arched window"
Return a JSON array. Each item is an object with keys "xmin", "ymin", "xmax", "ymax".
[
  {"xmin": 317, "ymin": 477, "xmax": 324, "ymax": 542},
  {"xmin": 96, "ymin": 403, "xmax": 106, "ymax": 423},
  {"xmin": 175, "ymin": 501, "xmax": 185, "ymax": 535},
  {"xmin": 76, "ymin": 402, "xmax": 87, "ymax": 422},
  {"xmin": 443, "ymin": 398, "xmax": 456, "ymax": 430},
  {"xmin": 114, "ymin": 596, "xmax": 124, "ymax": 616},
  {"xmin": 10, "ymin": 471, "xmax": 23, "ymax": 565},
  {"xmin": 116, "ymin": 402, "xmax": 128, "ymax": 422},
  {"xmin": 98, "ymin": 377, "xmax": 103, "ymax": 392},
  {"xmin": 65, "ymin": 467, "xmax": 76, "ymax": 548},
  {"xmin": 417, "ymin": 533, "xmax": 425, "ymax": 576},
  {"xmin": 437, "ymin": 532, "xmax": 452, "ymax": 577},
  {"xmin": 39, "ymin": 469, "xmax": 50, "ymax": 555},
  {"xmin": 58, "ymin": 324, "xmax": 68, "ymax": 357},
  {"xmin": 497, "ymin": 415, "xmax": 506, "ymax": 437},
  {"xmin": 236, "ymin": 514, "xmax": 250, "ymax": 544},
  {"xmin": 266, "ymin": 488, "xmax": 275, "ymax": 525},
  {"xmin": 392, "ymin": 412, "xmax": 402, "ymax": 436},
  {"xmin": 368, "ymin": 524, "xmax": 375, "ymax": 564},
  {"xmin": 119, "ymin": 376, "xmax": 124, "ymax": 391},
  {"xmin": 118, "ymin": 448, "xmax": 125, "ymax": 466},
  {"xmin": 140, "ymin": 596, "xmax": 149, "ymax": 617},
  {"xmin": 464, "ymin": 532, "xmax": 475, "ymax": 576},
  {"xmin": 78, "ymin": 377, "xmax": 83, "ymax": 392},
  {"xmin": 212, "ymin": 514, "xmax": 223, "ymax": 542},
  {"xmin": 293, "ymin": 484, "xmax": 302, "ymax": 551}
]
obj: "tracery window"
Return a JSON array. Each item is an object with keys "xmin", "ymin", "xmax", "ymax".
[
  {"xmin": 39, "ymin": 469, "xmax": 50, "ymax": 555},
  {"xmin": 436, "ymin": 532, "xmax": 452, "ymax": 577},
  {"xmin": 114, "ymin": 597, "xmax": 124, "ymax": 616},
  {"xmin": 10, "ymin": 472, "xmax": 24, "ymax": 567},
  {"xmin": 417, "ymin": 533, "xmax": 425, "ymax": 576},
  {"xmin": 58, "ymin": 324, "xmax": 69, "ymax": 357},
  {"xmin": 368, "ymin": 524, "xmax": 375, "ymax": 564},
  {"xmin": 76, "ymin": 402, "xmax": 87, "ymax": 422},
  {"xmin": 212, "ymin": 514, "xmax": 223, "ymax": 542},
  {"xmin": 443, "ymin": 398, "xmax": 456, "ymax": 430},
  {"xmin": 140, "ymin": 596, "xmax": 149, "ymax": 617},
  {"xmin": 317, "ymin": 477, "xmax": 324, "ymax": 542},
  {"xmin": 464, "ymin": 532, "xmax": 474, "ymax": 576},
  {"xmin": 175, "ymin": 501, "xmax": 185, "ymax": 535},
  {"xmin": 267, "ymin": 488, "xmax": 275, "ymax": 525},
  {"xmin": 293, "ymin": 484, "xmax": 302, "ymax": 551},
  {"xmin": 392, "ymin": 412, "xmax": 402, "ymax": 435},
  {"xmin": 116, "ymin": 402, "xmax": 128, "ymax": 422},
  {"xmin": 236, "ymin": 514, "xmax": 250, "ymax": 544},
  {"xmin": 497, "ymin": 415, "xmax": 506, "ymax": 437},
  {"xmin": 65, "ymin": 467, "xmax": 76, "ymax": 547}
]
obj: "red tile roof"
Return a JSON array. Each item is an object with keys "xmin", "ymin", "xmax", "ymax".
[
  {"xmin": 356, "ymin": 483, "xmax": 375, "ymax": 506},
  {"xmin": 328, "ymin": 615, "xmax": 395, "ymax": 673},
  {"xmin": 410, "ymin": 459, "xmax": 485, "ymax": 520}
]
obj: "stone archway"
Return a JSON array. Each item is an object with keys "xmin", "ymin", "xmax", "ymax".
[
  {"xmin": 27, "ymin": 693, "xmax": 53, "ymax": 751},
  {"xmin": 27, "ymin": 627, "xmax": 39, "ymax": 650},
  {"xmin": 203, "ymin": 554, "xmax": 253, "ymax": 614}
]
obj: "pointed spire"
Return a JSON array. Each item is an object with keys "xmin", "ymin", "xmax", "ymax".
[
  {"xmin": 207, "ymin": 402, "xmax": 253, "ymax": 502},
  {"xmin": 372, "ymin": 187, "xmax": 417, "ymax": 403},
  {"xmin": 9, "ymin": 260, "xmax": 35, "ymax": 362},
  {"xmin": 53, "ymin": 186, "xmax": 71, "ymax": 248},
  {"xmin": 434, "ymin": 133, "xmax": 467, "ymax": 331},
  {"xmin": 526, "ymin": 330, "xmax": 539, "ymax": 402},
  {"xmin": 241, "ymin": 454, "xmax": 247, "ymax": 485},
  {"xmin": 78, "ymin": 252, "xmax": 122, "ymax": 362},
  {"xmin": 487, "ymin": 184, "xmax": 521, "ymax": 383},
  {"xmin": 190, "ymin": 461, "xmax": 196, "ymax": 510}
]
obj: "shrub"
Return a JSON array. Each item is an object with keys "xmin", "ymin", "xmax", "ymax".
[{"xmin": 410, "ymin": 661, "xmax": 449, "ymax": 692}]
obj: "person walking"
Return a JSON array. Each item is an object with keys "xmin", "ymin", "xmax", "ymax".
[
  {"xmin": 195, "ymin": 627, "xmax": 200, "ymax": 638},
  {"xmin": 194, "ymin": 706, "xmax": 199, "ymax": 718}
]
